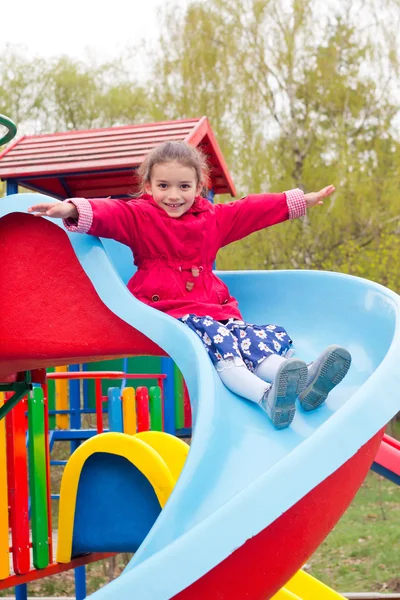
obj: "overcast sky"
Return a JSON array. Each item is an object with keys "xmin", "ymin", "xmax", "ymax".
[{"xmin": 2, "ymin": 0, "xmax": 190, "ymax": 61}]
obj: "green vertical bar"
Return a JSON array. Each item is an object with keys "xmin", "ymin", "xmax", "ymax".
[
  {"xmin": 46, "ymin": 367, "xmax": 56, "ymax": 429},
  {"xmin": 28, "ymin": 387, "xmax": 49, "ymax": 569},
  {"xmin": 149, "ymin": 387, "xmax": 163, "ymax": 431},
  {"xmin": 173, "ymin": 364, "xmax": 185, "ymax": 429}
]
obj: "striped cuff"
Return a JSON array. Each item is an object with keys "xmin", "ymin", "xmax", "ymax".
[
  {"xmin": 62, "ymin": 198, "xmax": 93, "ymax": 233},
  {"xmin": 285, "ymin": 188, "xmax": 307, "ymax": 220}
]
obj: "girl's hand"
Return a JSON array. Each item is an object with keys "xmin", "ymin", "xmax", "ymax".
[
  {"xmin": 304, "ymin": 185, "xmax": 335, "ymax": 208},
  {"xmin": 28, "ymin": 202, "xmax": 78, "ymax": 220}
]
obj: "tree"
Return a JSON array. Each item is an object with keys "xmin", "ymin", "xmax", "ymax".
[
  {"xmin": 0, "ymin": 45, "xmax": 48, "ymax": 127},
  {"xmin": 149, "ymin": 0, "xmax": 400, "ymax": 291},
  {"xmin": 0, "ymin": 46, "xmax": 152, "ymax": 135},
  {"xmin": 148, "ymin": 2, "xmax": 240, "ymax": 164},
  {"xmin": 43, "ymin": 54, "xmax": 150, "ymax": 131}
]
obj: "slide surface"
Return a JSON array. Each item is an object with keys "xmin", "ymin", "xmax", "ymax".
[{"xmin": 1, "ymin": 194, "xmax": 400, "ymax": 600}]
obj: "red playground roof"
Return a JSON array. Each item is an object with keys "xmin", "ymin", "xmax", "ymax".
[{"xmin": 0, "ymin": 117, "xmax": 236, "ymax": 198}]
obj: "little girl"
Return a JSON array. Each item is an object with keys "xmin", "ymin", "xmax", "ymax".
[{"xmin": 28, "ymin": 140, "xmax": 351, "ymax": 429}]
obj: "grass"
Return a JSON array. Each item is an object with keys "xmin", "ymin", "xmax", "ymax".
[
  {"xmin": 307, "ymin": 471, "xmax": 400, "ymax": 594},
  {"xmin": 308, "ymin": 421, "xmax": 400, "ymax": 594}
]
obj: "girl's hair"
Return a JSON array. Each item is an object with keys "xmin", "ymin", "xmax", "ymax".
[{"xmin": 137, "ymin": 140, "xmax": 210, "ymax": 195}]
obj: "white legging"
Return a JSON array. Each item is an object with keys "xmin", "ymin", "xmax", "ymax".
[{"xmin": 217, "ymin": 354, "xmax": 287, "ymax": 403}]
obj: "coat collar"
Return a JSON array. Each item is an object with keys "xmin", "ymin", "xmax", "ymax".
[{"xmin": 138, "ymin": 194, "xmax": 212, "ymax": 215}]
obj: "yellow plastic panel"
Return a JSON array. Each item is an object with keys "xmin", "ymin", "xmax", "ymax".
[
  {"xmin": 122, "ymin": 387, "xmax": 137, "ymax": 435},
  {"xmin": 135, "ymin": 431, "xmax": 189, "ymax": 482},
  {"xmin": 285, "ymin": 569, "xmax": 345, "ymax": 599},
  {"xmin": 271, "ymin": 587, "xmax": 301, "ymax": 599},
  {"xmin": 55, "ymin": 366, "xmax": 69, "ymax": 429}
]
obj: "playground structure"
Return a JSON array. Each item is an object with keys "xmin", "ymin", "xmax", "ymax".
[
  {"xmin": 0, "ymin": 114, "xmax": 17, "ymax": 147},
  {"xmin": 0, "ymin": 367, "xmax": 191, "ymax": 597},
  {"xmin": 0, "ymin": 117, "xmax": 399, "ymax": 600}
]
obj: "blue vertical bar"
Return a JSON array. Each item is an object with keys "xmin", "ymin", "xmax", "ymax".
[
  {"xmin": 15, "ymin": 584, "xmax": 28, "ymax": 600},
  {"xmin": 161, "ymin": 357, "xmax": 175, "ymax": 434},
  {"xmin": 70, "ymin": 368, "xmax": 86, "ymax": 599},
  {"xmin": 74, "ymin": 565, "xmax": 87, "ymax": 600},
  {"xmin": 69, "ymin": 364, "xmax": 81, "ymax": 429},
  {"xmin": 121, "ymin": 357, "xmax": 128, "ymax": 391},
  {"xmin": 82, "ymin": 363, "xmax": 89, "ymax": 411},
  {"xmin": 108, "ymin": 387, "xmax": 123, "ymax": 432},
  {"xmin": 68, "ymin": 364, "xmax": 81, "ymax": 456},
  {"xmin": 6, "ymin": 180, "xmax": 18, "ymax": 195},
  {"xmin": 66, "ymin": 366, "xmax": 86, "ymax": 598}
]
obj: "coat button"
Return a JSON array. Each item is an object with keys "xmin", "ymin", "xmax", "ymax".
[{"xmin": 151, "ymin": 294, "xmax": 160, "ymax": 302}]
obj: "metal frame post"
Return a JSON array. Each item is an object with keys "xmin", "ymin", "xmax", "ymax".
[
  {"xmin": 6, "ymin": 180, "xmax": 18, "ymax": 195},
  {"xmin": 15, "ymin": 584, "xmax": 28, "ymax": 600},
  {"xmin": 74, "ymin": 565, "xmax": 87, "ymax": 600},
  {"xmin": 161, "ymin": 358, "xmax": 175, "ymax": 434}
]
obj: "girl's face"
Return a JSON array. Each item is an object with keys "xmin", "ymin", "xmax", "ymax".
[{"xmin": 146, "ymin": 161, "xmax": 202, "ymax": 218}]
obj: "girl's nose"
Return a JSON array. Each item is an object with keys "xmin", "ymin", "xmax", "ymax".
[{"xmin": 168, "ymin": 189, "xmax": 181, "ymax": 200}]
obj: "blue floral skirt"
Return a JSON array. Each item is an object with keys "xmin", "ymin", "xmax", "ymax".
[{"xmin": 180, "ymin": 314, "xmax": 293, "ymax": 372}]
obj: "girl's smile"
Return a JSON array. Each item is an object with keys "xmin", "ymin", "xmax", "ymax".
[{"xmin": 145, "ymin": 161, "xmax": 202, "ymax": 218}]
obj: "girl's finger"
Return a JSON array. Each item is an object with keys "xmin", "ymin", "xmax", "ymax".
[
  {"xmin": 46, "ymin": 207, "xmax": 60, "ymax": 215},
  {"xmin": 325, "ymin": 185, "xmax": 335, "ymax": 194},
  {"xmin": 28, "ymin": 205, "xmax": 50, "ymax": 213}
]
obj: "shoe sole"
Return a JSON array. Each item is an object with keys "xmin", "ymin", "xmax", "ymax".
[
  {"xmin": 266, "ymin": 360, "xmax": 308, "ymax": 429},
  {"xmin": 299, "ymin": 346, "xmax": 351, "ymax": 411}
]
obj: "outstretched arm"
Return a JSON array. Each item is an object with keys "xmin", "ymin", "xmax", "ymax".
[
  {"xmin": 215, "ymin": 186, "xmax": 335, "ymax": 247},
  {"xmin": 28, "ymin": 201, "xmax": 78, "ymax": 220},
  {"xmin": 28, "ymin": 197, "xmax": 136, "ymax": 248}
]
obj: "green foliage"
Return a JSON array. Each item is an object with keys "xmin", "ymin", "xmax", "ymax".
[
  {"xmin": 44, "ymin": 55, "xmax": 150, "ymax": 131},
  {"xmin": 0, "ymin": 45, "xmax": 48, "ymax": 124},
  {"xmin": 0, "ymin": 46, "xmax": 151, "ymax": 133},
  {"xmin": 149, "ymin": 0, "xmax": 400, "ymax": 292}
]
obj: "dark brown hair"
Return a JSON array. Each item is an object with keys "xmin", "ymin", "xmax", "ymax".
[{"xmin": 137, "ymin": 140, "xmax": 210, "ymax": 195}]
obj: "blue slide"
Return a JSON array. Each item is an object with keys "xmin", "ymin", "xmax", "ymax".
[{"xmin": 1, "ymin": 194, "xmax": 400, "ymax": 600}]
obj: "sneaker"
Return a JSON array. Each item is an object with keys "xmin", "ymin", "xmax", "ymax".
[
  {"xmin": 259, "ymin": 358, "xmax": 308, "ymax": 429},
  {"xmin": 299, "ymin": 345, "xmax": 352, "ymax": 411}
]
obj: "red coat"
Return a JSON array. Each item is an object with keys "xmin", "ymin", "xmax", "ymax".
[{"xmin": 64, "ymin": 190, "xmax": 306, "ymax": 321}]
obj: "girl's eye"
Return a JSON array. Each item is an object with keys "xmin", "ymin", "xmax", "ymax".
[
  {"xmin": 159, "ymin": 184, "xmax": 168, "ymax": 189},
  {"xmin": 181, "ymin": 184, "xmax": 191, "ymax": 190}
]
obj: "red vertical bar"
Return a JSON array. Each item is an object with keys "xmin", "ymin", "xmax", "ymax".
[
  {"xmin": 136, "ymin": 387, "xmax": 150, "ymax": 432},
  {"xmin": 43, "ymin": 389, "xmax": 53, "ymax": 564},
  {"xmin": 6, "ymin": 395, "xmax": 30, "ymax": 574},
  {"xmin": 183, "ymin": 381, "xmax": 192, "ymax": 429},
  {"xmin": 95, "ymin": 379, "xmax": 103, "ymax": 433},
  {"xmin": 42, "ymin": 383, "xmax": 48, "ymax": 404}
]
